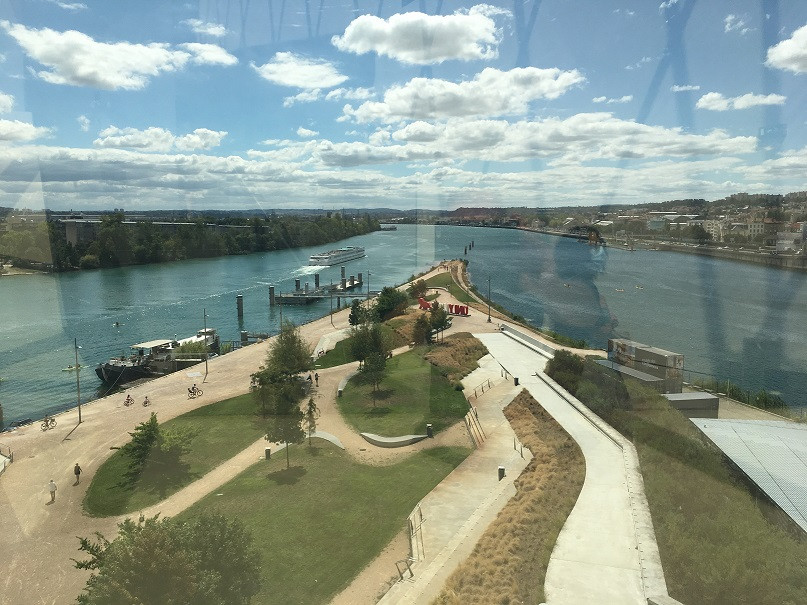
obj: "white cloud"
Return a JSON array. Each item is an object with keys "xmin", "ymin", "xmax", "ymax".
[
  {"xmin": 183, "ymin": 19, "xmax": 227, "ymax": 38},
  {"xmin": 671, "ymin": 84, "xmax": 700, "ymax": 92},
  {"xmin": 285, "ymin": 87, "xmax": 375, "ymax": 107},
  {"xmin": 724, "ymin": 14, "xmax": 752, "ymax": 36},
  {"xmin": 0, "ymin": 92, "xmax": 13, "ymax": 113},
  {"xmin": 283, "ymin": 89, "xmax": 322, "ymax": 107},
  {"xmin": 592, "ymin": 95, "xmax": 632, "ymax": 104},
  {"xmin": 324, "ymin": 87, "xmax": 374, "ymax": 101},
  {"xmin": 625, "ymin": 56, "xmax": 653, "ymax": 70},
  {"xmin": 332, "ymin": 4, "xmax": 507, "ymax": 65},
  {"xmin": 766, "ymin": 23, "xmax": 807, "ymax": 74},
  {"xmin": 297, "ymin": 127, "xmax": 319, "ymax": 138},
  {"xmin": 696, "ymin": 92, "xmax": 786, "ymax": 111},
  {"xmin": 251, "ymin": 52, "xmax": 347, "ymax": 89},
  {"xmin": 45, "ymin": 0, "xmax": 87, "ymax": 10},
  {"xmin": 174, "ymin": 128, "xmax": 228, "ymax": 151},
  {"xmin": 77, "ymin": 115, "xmax": 89, "ymax": 131},
  {"xmin": 314, "ymin": 114, "xmax": 756, "ymax": 167},
  {"xmin": 344, "ymin": 67, "xmax": 585, "ymax": 123},
  {"xmin": 0, "ymin": 119, "xmax": 51, "ymax": 141},
  {"xmin": 93, "ymin": 126, "xmax": 226, "ymax": 151},
  {"xmin": 659, "ymin": 0, "xmax": 680, "ymax": 12},
  {"xmin": 179, "ymin": 43, "xmax": 238, "ymax": 66},
  {"xmin": 0, "ymin": 22, "xmax": 235, "ymax": 90}
]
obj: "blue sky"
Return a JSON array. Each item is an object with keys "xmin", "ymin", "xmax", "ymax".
[{"xmin": 1, "ymin": 0, "xmax": 806, "ymax": 210}]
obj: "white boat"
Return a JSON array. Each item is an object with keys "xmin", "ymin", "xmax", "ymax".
[{"xmin": 308, "ymin": 246, "xmax": 365, "ymax": 266}]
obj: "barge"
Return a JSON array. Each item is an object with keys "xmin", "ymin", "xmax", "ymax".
[{"xmin": 95, "ymin": 328, "xmax": 218, "ymax": 385}]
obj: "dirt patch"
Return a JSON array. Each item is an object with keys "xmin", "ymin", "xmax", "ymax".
[{"xmin": 432, "ymin": 390, "xmax": 585, "ymax": 605}]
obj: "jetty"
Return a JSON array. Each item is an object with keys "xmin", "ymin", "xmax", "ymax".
[{"xmin": 272, "ymin": 267, "xmax": 374, "ymax": 305}]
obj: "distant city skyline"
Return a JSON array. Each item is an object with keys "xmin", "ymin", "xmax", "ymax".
[{"xmin": 1, "ymin": 1, "xmax": 806, "ymax": 211}]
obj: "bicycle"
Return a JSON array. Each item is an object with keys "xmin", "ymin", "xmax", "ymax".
[
  {"xmin": 123, "ymin": 394, "xmax": 135, "ymax": 407},
  {"xmin": 142, "ymin": 396, "xmax": 151, "ymax": 407},
  {"xmin": 41, "ymin": 416, "xmax": 57, "ymax": 431},
  {"xmin": 187, "ymin": 386, "xmax": 203, "ymax": 399}
]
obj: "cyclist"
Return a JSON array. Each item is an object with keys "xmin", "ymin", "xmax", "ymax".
[
  {"xmin": 124, "ymin": 393, "xmax": 134, "ymax": 406},
  {"xmin": 143, "ymin": 395, "xmax": 150, "ymax": 407}
]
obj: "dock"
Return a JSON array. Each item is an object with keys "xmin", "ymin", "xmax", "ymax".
[{"xmin": 272, "ymin": 267, "xmax": 372, "ymax": 306}]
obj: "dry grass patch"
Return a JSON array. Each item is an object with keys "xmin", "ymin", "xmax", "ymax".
[
  {"xmin": 425, "ymin": 332, "xmax": 488, "ymax": 383},
  {"xmin": 433, "ymin": 390, "xmax": 585, "ymax": 605},
  {"xmin": 386, "ymin": 309, "xmax": 422, "ymax": 343}
]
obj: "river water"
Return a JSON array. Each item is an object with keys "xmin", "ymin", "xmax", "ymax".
[{"xmin": 1, "ymin": 225, "xmax": 805, "ymax": 426}]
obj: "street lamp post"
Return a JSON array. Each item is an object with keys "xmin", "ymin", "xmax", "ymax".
[
  {"xmin": 74, "ymin": 338, "xmax": 82, "ymax": 423},
  {"xmin": 203, "ymin": 308, "xmax": 208, "ymax": 381},
  {"xmin": 487, "ymin": 276, "xmax": 492, "ymax": 323}
]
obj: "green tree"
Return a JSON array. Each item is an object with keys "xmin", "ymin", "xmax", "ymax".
[
  {"xmin": 263, "ymin": 379, "xmax": 306, "ymax": 468},
  {"xmin": 544, "ymin": 350, "xmax": 584, "ymax": 395},
  {"xmin": 304, "ymin": 397, "xmax": 319, "ymax": 446},
  {"xmin": 348, "ymin": 299, "xmax": 364, "ymax": 326},
  {"xmin": 75, "ymin": 513, "xmax": 262, "ymax": 605},
  {"xmin": 374, "ymin": 286, "xmax": 408, "ymax": 321},
  {"xmin": 263, "ymin": 320, "xmax": 311, "ymax": 378},
  {"xmin": 122, "ymin": 413, "xmax": 160, "ymax": 482},
  {"xmin": 407, "ymin": 279, "xmax": 428, "ymax": 299},
  {"xmin": 361, "ymin": 352, "xmax": 388, "ymax": 406},
  {"xmin": 429, "ymin": 303, "xmax": 451, "ymax": 342},
  {"xmin": 412, "ymin": 314, "xmax": 433, "ymax": 345},
  {"xmin": 349, "ymin": 322, "xmax": 390, "ymax": 367}
]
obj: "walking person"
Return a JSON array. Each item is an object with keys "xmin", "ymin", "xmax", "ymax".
[
  {"xmin": 47, "ymin": 479, "xmax": 57, "ymax": 503},
  {"xmin": 74, "ymin": 463, "xmax": 82, "ymax": 485},
  {"xmin": 314, "ymin": 372, "xmax": 319, "ymax": 387}
]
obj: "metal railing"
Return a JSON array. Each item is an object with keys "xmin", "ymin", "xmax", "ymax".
[
  {"xmin": 0, "ymin": 443, "xmax": 13, "ymax": 477},
  {"xmin": 469, "ymin": 378, "xmax": 493, "ymax": 399},
  {"xmin": 464, "ymin": 406, "xmax": 486, "ymax": 448}
]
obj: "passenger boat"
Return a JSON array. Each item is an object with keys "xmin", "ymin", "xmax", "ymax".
[
  {"xmin": 95, "ymin": 328, "xmax": 218, "ymax": 385},
  {"xmin": 308, "ymin": 246, "xmax": 365, "ymax": 266}
]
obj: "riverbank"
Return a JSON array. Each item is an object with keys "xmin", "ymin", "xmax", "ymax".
[
  {"xmin": 525, "ymin": 226, "xmax": 807, "ymax": 272},
  {"xmin": 0, "ymin": 264, "xmax": 44, "ymax": 276}
]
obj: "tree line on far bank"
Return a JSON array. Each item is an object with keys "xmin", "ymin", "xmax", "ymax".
[{"xmin": 25, "ymin": 212, "xmax": 379, "ymax": 271}]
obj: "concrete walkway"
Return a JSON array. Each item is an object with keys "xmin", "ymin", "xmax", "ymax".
[
  {"xmin": 378, "ymin": 367, "xmax": 532, "ymax": 605},
  {"xmin": 475, "ymin": 332, "xmax": 661, "ymax": 605}
]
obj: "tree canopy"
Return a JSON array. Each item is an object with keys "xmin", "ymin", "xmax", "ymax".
[
  {"xmin": 374, "ymin": 286, "xmax": 408, "ymax": 321},
  {"xmin": 75, "ymin": 513, "xmax": 262, "ymax": 605},
  {"xmin": 250, "ymin": 320, "xmax": 310, "ymax": 467}
]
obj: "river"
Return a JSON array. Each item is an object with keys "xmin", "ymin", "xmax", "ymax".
[{"xmin": 1, "ymin": 225, "xmax": 805, "ymax": 426}]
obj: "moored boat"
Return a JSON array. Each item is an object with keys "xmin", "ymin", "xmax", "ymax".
[{"xmin": 95, "ymin": 328, "xmax": 218, "ymax": 385}]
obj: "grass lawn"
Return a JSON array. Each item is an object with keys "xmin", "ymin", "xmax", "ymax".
[
  {"xmin": 315, "ymin": 324, "xmax": 407, "ymax": 369},
  {"xmin": 423, "ymin": 272, "xmax": 476, "ymax": 304},
  {"xmin": 435, "ymin": 390, "xmax": 585, "ymax": 605},
  {"xmin": 545, "ymin": 356, "xmax": 807, "ymax": 604},
  {"xmin": 610, "ymin": 392, "xmax": 807, "ymax": 604},
  {"xmin": 338, "ymin": 349, "xmax": 469, "ymax": 436},
  {"xmin": 84, "ymin": 393, "xmax": 267, "ymax": 517},
  {"xmin": 176, "ymin": 442, "xmax": 470, "ymax": 605}
]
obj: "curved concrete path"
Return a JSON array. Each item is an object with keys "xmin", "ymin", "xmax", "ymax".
[{"xmin": 475, "ymin": 332, "xmax": 663, "ymax": 605}]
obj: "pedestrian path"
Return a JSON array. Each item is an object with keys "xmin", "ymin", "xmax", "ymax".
[
  {"xmin": 475, "ymin": 332, "xmax": 665, "ymax": 605},
  {"xmin": 378, "ymin": 379, "xmax": 531, "ymax": 605}
]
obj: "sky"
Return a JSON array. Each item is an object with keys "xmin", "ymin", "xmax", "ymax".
[{"xmin": 1, "ymin": 0, "xmax": 807, "ymax": 211}]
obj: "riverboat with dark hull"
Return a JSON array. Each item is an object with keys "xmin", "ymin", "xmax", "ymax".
[{"xmin": 95, "ymin": 328, "xmax": 218, "ymax": 385}]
